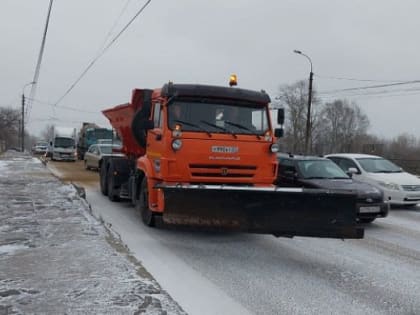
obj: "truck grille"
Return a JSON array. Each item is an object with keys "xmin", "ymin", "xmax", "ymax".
[
  {"xmin": 401, "ymin": 185, "xmax": 420, "ymax": 191},
  {"xmin": 189, "ymin": 164, "xmax": 257, "ymax": 178}
]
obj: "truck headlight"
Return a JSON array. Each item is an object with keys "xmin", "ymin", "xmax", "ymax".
[
  {"xmin": 172, "ymin": 139, "xmax": 182, "ymax": 151},
  {"xmin": 378, "ymin": 181, "xmax": 400, "ymax": 191},
  {"xmin": 270, "ymin": 143, "xmax": 280, "ymax": 153}
]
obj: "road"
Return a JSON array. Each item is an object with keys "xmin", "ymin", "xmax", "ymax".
[{"xmin": 48, "ymin": 159, "xmax": 420, "ymax": 315}]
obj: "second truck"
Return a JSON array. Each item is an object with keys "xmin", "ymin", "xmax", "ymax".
[
  {"xmin": 99, "ymin": 79, "xmax": 364, "ymax": 239},
  {"xmin": 77, "ymin": 122, "xmax": 114, "ymax": 160}
]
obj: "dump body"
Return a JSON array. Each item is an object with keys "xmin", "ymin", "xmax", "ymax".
[{"xmin": 100, "ymin": 83, "xmax": 363, "ymax": 239}]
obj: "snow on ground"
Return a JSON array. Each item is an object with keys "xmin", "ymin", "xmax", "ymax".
[{"xmin": 0, "ymin": 151, "xmax": 186, "ymax": 314}]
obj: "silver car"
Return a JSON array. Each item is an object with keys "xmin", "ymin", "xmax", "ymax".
[{"xmin": 84, "ymin": 144, "xmax": 123, "ymax": 171}]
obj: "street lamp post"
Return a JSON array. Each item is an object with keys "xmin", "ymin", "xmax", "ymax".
[
  {"xmin": 21, "ymin": 81, "xmax": 36, "ymax": 152},
  {"xmin": 293, "ymin": 50, "xmax": 313, "ymax": 155}
]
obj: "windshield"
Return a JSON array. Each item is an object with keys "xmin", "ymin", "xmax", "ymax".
[
  {"xmin": 87, "ymin": 129, "xmax": 113, "ymax": 139},
  {"xmin": 167, "ymin": 101, "xmax": 270, "ymax": 135},
  {"xmin": 297, "ymin": 160, "xmax": 349, "ymax": 179},
  {"xmin": 54, "ymin": 137, "xmax": 75, "ymax": 148},
  {"xmin": 356, "ymin": 158, "xmax": 402, "ymax": 173}
]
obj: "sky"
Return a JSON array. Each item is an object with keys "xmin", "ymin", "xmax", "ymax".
[{"xmin": 1, "ymin": 0, "xmax": 420, "ymax": 139}]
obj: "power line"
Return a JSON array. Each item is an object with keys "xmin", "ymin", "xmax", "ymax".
[
  {"xmin": 26, "ymin": 0, "xmax": 54, "ymax": 120},
  {"xmin": 315, "ymin": 74, "xmax": 408, "ymax": 83},
  {"xmin": 53, "ymin": 0, "xmax": 152, "ymax": 107},
  {"xmin": 318, "ymin": 80, "xmax": 420, "ymax": 95},
  {"xmin": 27, "ymin": 97, "xmax": 99, "ymax": 114},
  {"xmin": 96, "ymin": 0, "xmax": 134, "ymax": 54}
]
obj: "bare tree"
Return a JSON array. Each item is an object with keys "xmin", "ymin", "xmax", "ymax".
[
  {"xmin": 40, "ymin": 124, "xmax": 54, "ymax": 142},
  {"xmin": 276, "ymin": 80, "xmax": 320, "ymax": 154},
  {"xmin": 319, "ymin": 99, "xmax": 369, "ymax": 154},
  {"xmin": 0, "ymin": 106, "xmax": 21, "ymax": 150}
]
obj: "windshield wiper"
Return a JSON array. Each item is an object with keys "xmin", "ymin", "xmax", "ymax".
[
  {"xmin": 200, "ymin": 120, "xmax": 237, "ymax": 138},
  {"xmin": 174, "ymin": 119, "xmax": 200, "ymax": 128},
  {"xmin": 225, "ymin": 120, "xmax": 251, "ymax": 131},
  {"xmin": 174, "ymin": 119, "xmax": 212, "ymax": 137},
  {"xmin": 329, "ymin": 177, "xmax": 350, "ymax": 179},
  {"xmin": 225, "ymin": 121, "xmax": 261, "ymax": 139},
  {"xmin": 304, "ymin": 176, "xmax": 327, "ymax": 179}
]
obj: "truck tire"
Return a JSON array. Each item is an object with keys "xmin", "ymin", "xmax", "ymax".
[
  {"xmin": 100, "ymin": 162, "xmax": 108, "ymax": 196},
  {"xmin": 136, "ymin": 177, "xmax": 155, "ymax": 227},
  {"xmin": 107, "ymin": 161, "xmax": 120, "ymax": 202}
]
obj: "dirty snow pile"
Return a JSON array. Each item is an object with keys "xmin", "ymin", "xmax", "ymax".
[{"xmin": 0, "ymin": 151, "xmax": 185, "ymax": 314}]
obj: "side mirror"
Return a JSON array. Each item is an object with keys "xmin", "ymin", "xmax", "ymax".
[
  {"xmin": 274, "ymin": 128, "xmax": 284, "ymax": 138},
  {"xmin": 49, "ymin": 141, "xmax": 52, "ymax": 146},
  {"xmin": 277, "ymin": 108, "xmax": 285, "ymax": 125},
  {"xmin": 347, "ymin": 167, "xmax": 358, "ymax": 178}
]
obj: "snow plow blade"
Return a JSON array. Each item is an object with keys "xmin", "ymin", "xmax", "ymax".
[{"xmin": 159, "ymin": 185, "xmax": 364, "ymax": 239}]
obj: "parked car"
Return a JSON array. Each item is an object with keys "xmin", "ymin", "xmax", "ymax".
[
  {"xmin": 325, "ymin": 153, "xmax": 420, "ymax": 207},
  {"xmin": 31, "ymin": 141, "xmax": 48, "ymax": 155},
  {"xmin": 276, "ymin": 154, "xmax": 389, "ymax": 223},
  {"xmin": 84, "ymin": 144, "xmax": 124, "ymax": 170}
]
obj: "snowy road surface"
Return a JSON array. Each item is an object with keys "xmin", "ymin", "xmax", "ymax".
[
  {"xmin": 83, "ymin": 188, "xmax": 420, "ymax": 315},
  {"xmin": 49, "ymin": 160, "xmax": 420, "ymax": 314}
]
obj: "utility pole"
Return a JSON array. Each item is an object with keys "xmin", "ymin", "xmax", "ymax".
[
  {"xmin": 293, "ymin": 50, "xmax": 313, "ymax": 155},
  {"xmin": 21, "ymin": 93, "xmax": 25, "ymax": 152},
  {"xmin": 305, "ymin": 70, "xmax": 314, "ymax": 155},
  {"xmin": 21, "ymin": 81, "xmax": 36, "ymax": 152}
]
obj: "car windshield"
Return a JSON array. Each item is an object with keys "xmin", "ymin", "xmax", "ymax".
[
  {"xmin": 297, "ymin": 160, "xmax": 350, "ymax": 179},
  {"xmin": 167, "ymin": 101, "xmax": 270, "ymax": 135},
  {"xmin": 36, "ymin": 142, "xmax": 48, "ymax": 147},
  {"xmin": 356, "ymin": 158, "xmax": 402, "ymax": 173}
]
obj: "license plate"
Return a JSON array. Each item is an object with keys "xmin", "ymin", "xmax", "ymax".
[{"xmin": 359, "ymin": 206, "xmax": 380, "ymax": 213}]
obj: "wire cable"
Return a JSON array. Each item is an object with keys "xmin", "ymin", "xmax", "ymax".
[
  {"xmin": 318, "ymin": 80, "xmax": 420, "ymax": 95},
  {"xmin": 53, "ymin": 0, "xmax": 152, "ymax": 107},
  {"xmin": 314, "ymin": 74, "xmax": 408, "ymax": 83},
  {"xmin": 26, "ymin": 0, "xmax": 54, "ymax": 120},
  {"xmin": 27, "ymin": 97, "xmax": 99, "ymax": 114}
]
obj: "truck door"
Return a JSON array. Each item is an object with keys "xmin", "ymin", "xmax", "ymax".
[{"xmin": 146, "ymin": 102, "xmax": 165, "ymax": 174}]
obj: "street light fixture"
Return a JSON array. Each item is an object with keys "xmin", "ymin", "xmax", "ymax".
[
  {"xmin": 21, "ymin": 81, "xmax": 36, "ymax": 152},
  {"xmin": 293, "ymin": 49, "xmax": 313, "ymax": 155}
]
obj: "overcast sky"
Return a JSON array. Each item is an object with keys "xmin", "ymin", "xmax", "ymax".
[{"xmin": 1, "ymin": 0, "xmax": 420, "ymax": 138}]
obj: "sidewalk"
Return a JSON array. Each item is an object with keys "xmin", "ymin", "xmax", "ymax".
[{"xmin": 0, "ymin": 151, "xmax": 186, "ymax": 315}]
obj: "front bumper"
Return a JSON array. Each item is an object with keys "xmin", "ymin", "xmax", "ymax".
[
  {"xmin": 356, "ymin": 202, "xmax": 389, "ymax": 219},
  {"xmin": 383, "ymin": 189, "xmax": 420, "ymax": 206}
]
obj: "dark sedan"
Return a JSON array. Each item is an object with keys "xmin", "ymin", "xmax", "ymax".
[{"xmin": 276, "ymin": 154, "xmax": 389, "ymax": 223}]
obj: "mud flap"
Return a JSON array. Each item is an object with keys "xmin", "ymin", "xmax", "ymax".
[{"xmin": 159, "ymin": 185, "xmax": 364, "ymax": 239}]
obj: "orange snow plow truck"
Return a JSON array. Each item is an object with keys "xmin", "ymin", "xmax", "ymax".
[{"xmin": 100, "ymin": 81, "xmax": 363, "ymax": 239}]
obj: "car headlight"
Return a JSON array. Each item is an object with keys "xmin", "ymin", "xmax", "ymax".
[{"xmin": 377, "ymin": 181, "xmax": 400, "ymax": 191}]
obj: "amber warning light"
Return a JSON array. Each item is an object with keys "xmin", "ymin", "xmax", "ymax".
[{"xmin": 229, "ymin": 74, "xmax": 237, "ymax": 87}]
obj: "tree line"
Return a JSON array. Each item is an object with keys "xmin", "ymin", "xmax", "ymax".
[
  {"xmin": 277, "ymin": 80, "xmax": 420, "ymax": 174},
  {"xmin": 0, "ymin": 107, "xmax": 37, "ymax": 152}
]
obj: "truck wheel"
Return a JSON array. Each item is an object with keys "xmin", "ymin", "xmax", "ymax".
[
  {"xmin": 107, "ymin": 161, "xmax": 120, "ymax": 202},
  {"xmin": 136, "ymin": 177, "xmax": 155, "ymax": 227},
  {"xmin": 100, "ymin": 163, "xmax": 108, "ymax": 196}
]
